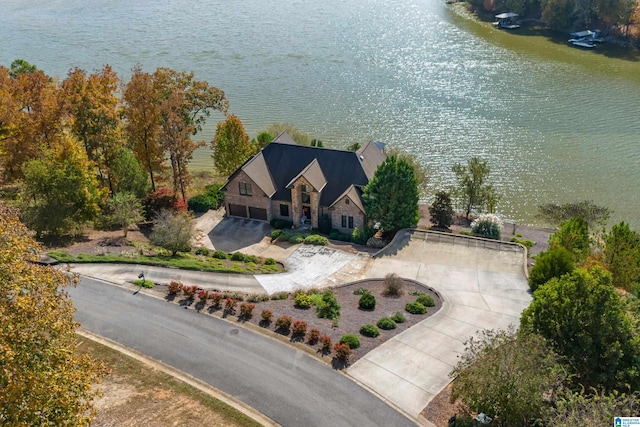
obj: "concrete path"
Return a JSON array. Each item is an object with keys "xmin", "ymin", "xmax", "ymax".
[{"xmin": 348, "ymin": 230, "xmax": 531, "ymax": 418}]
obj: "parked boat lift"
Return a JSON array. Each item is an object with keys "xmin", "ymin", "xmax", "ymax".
[
  {"xmin": 493, "ymin": 13, "xmax": 520, "ymax": 30},
  {"xmin": 568, "ymin": 30, "xmax": 604, "ymax": 48}
]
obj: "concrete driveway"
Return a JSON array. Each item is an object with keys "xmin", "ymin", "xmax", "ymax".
[
  {"xmin": 348, "ymin": 230, "xmax": 531, "ymax": 419},
  {"xmin": 194, "ymin": 211, "xmax": 272, "ymax": 253}
]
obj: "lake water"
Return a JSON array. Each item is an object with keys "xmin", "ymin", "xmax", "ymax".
[{"xmin": 2, "ymin": 0, "xmax": 639, "ymax": 228}]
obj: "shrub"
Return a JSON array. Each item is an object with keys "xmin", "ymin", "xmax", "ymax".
[
  {"xmin": 405, "ymin": 301, "xmax": 427, "ymax": 314},
  {"xmin": 316, "ymin": 291, "xmax": 340, "ymax": 320},
  {"xmin": 292, "ymin": 320, "xmax": 307, "ymax": 336},
  {"xmin": 351, "ymin": 226, "xmax": 374, "ymax": 245},
  {"xmin": 307, "ymin": 328, "xmax": 321, "ymax": 345},
  {"xmin": 416, "ymin": 294, "xmax": 436, "ymax": 307},
  {"xmin": 339, "ymin": 334, "xmax": 361, "ymax": 349},
  {"xmin": 294, "ymin": 293, "xmax": 312, "ymax": 309},
  {"xmin": 289, "ymin": 234, "xmax": 305, "ymax": 244},
  {"xmin": 212, "ymin": 249, "xmax": 228, "ymax": 259},
  {"xmin": 270, "ymin": 292, "xmax": 288, "ymax": 300},
  {"xmin": 271, "ymin": 229, "xmax": 282, "ymax": 240},
  {"xmin": 360, "ymin": 324, "xmax": 380, "ymax": 337},
  {"xmin": 230, "ymin": 252, "xmax": 246, "ymax": 261},
  {"xmin": 168, "ymin": 280, "xmax": 183, "ymax": 295},
  {"xmin": 187, "ymin": 194, "xmax": 216, "ymax": 213},
  {"xmin": 391, "ymin": 311, "xmax": 406, "ymax": 323},
  {"xmin": 510, "ymin": 237, "xmax": 535, "ymax": 250},
  {"xmin": 275, "ymin": 315, "xmax": 292, "ymax": 332},
  {"xmin": 366, "ymin": 236, "xmax": 386, "ymax": 248},
  {"xmin": 194, "ymin": 247, "xmax": 210, "ymax": 256},
  {"xmin": 224, "ymin": 298, "xmax": 237, "ymax": 315},
  {"xmin": 329, "ymin": 230, "xmax": 341, "ymax": 240},
  {"xmin": 209, "ymin": 292, "xmax": 223, "ymax": 307},
  {"xmin": 333, "ymin": 343, "xmax": 351, "ymax": 362},
  {"xmin": 133, "ymin": 279, "xmax": 154, "ymax": 288},
  {"xmin": 245, "ymin": 254, "xmax": 258, "ymax": 264},
  {"xmin": 353, "ymin": 287, "xmax": 370, "ymax": 295},
  {"xmin": 459, "ymin": 230, "xmax": 473, "ymax": 236},
  {"xmin": 223, "ymin": 291, "xmax": 244, "ymax": 301},
  {"xmin": 204, "ymin": 183, "xmax": 224, "ymax": 208},
  {"xmin": 182, "ymin": 285, "xmax": 198, "ymax": 300},
  {"xmin": 358, "ymin": 293, "xmax": 376, "ymax": 310},
  {"xmin": 471, "ymin": 213, "xmax": 502, "ymax": 240},
  {"xmin": 382, "ymin": 273, "xmax": 404, "ymax": 297},
  {"xmin": 304, "ymin": 234, "xmax": 328, "ymax": 246},
  {"xmin": 197, "ymin": 289, "xmax": 209, "ymax": 303},
  {"xmin": 142, "ymin": 187, "xmax": 177, "ymax": 220},
  {"xmin": 261, "ymin": 309, "xmax": 273, "ymax": 323},
  {"xmin": 246, "ymin": 293, "xmax": 269, "ymax": 303},
  {"xmin": 264, "ymin": 257, "xmax": 276, "ymax": 265},
  {"xmin": 377, "ymin": 317, "xmax": 397, "ymax": 330},
  {"xmin": 320, "ymin": 335, "xmax": 332, "ymax": 352},
  {"xmin": 270, "ymin": 218, "xmax": 293, "ymax": 229},
  {"xmin": 239, "ymin": 303, "xmax": 255, "ymax": 319}
]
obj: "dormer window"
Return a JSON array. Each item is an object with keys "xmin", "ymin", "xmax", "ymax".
[{"xmin": 301, "ymin": 184, "xmax": 310, "ymax": 204}]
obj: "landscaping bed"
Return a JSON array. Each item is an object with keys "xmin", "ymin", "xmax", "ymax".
[{"xmin": 161, "ymin": 277, "xmax": 442, "ymax": 366}]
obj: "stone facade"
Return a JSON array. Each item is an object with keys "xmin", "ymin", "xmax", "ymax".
[
  {"xmin": 326, "ymin": 196, "xmax": 366, "ymax": 233},
  {"xmin": 290, "ymin": 176, "xmax": 320, "ymax": 228}
]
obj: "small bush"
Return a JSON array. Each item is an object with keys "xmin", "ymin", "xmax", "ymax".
[
  {"xmin": 194, "ymin": 247, "xmax": 210, "ymax": 256},
  {"xmin": 304, "ymin": 234, "xmax": 328, "ymax": 246},
  {"xmin": 246, "ymin": 293, "xmax": 269, "ymax": 303},
  {"xmin": 197, "ymin": 289, "xmax": 209, "ymax": 303},
  {"xmin": 353, "ymin": 287, "xmax": 370, "ymax": 295},
  {"xmin": 351, "ymin": 226, "xmax": 374, "ymax": 245},
  {"xmin": 261, "ymin": 309, "xmax": 273, "ymax": 323},
  {"xmin": 271, "ymin": 229, "xmax": 282, "ymax": 240},
  {"xmin": 224, "ymin": 298, "xmax": 237, "ymax": 315},
  {"xmin": 316, "ymin": 291, "xmax": 340, "ymax": 320},
  {"xmin": 168, "ymin": 280, "xmax": 183, "ymax": 295},
  {"xmin": 182, "ymin": 285, "xmax": 198, "ymax": 299},
  {"xmin": 289, "ymin": 234, "xmax": 305, "ymax": 244},
  {"xmin": 307, "ymin": 328, "xmax": 321, "ymax": 345},
  {"xmin": 275, "ymin": 315, "xmax": 292, "ymax": 332},
  {"xmin": 471, "ymin": 213, "xmax": 502, "ymax": 240},
  {"xmin": 358, "ymin": 293, "xmax": 376, "ymax": 310},
  {"xmin": 359, "ymin": 324, "xmax": 380, "ymax": 338},
  {"xmin": 209, "ymin": 292, "xmax": 223, "ymax": 307},
  {"xmin": 333, "ymin": 343, "xmax": 352, "ymax": 362},
  {"xmin": 320, "ymin": 335, "xmax": 332, "ymax": 352},
  {"xmin": 264, "ymin": 257, "xmax": 276, "ymax": 265},
  {"xmin": 133, "ymin": 279, "xmax": 154, "ymax": 289},
  {"xmin": 391, "ymin": 311, "xmax": 406, "ymax": 323},
  {"xmin": 416, "ymin": 294, "xmax": 436, "ymax": 307},
  {"xmin": 329, "ymin": 230, "xmax": 341, "ymax": 240},
  {"xmin": 292, "ymin": 320, "xmax": 307, "ymax": 336},
  {"xmin": 377, "ymin": 317, "xmax": 397, "ymax": 330},
  {"xmin": 405, "ymin": 301, "xmax": 427, "ymax": 314},
  {"xmin": 239, "ymin": 303, "xmax": 255, "ymax": 319},
  {"xmin": 339, "ymin": 334, "xmax": 361, "ymax": 349},
  {"xmin": 188, "ymin": 194, "xmax": 216, "ymax": 213},
  {"xmin": 270, "ymin": 292, "xmax": 288, "ymax": 300},
  {"xmin": 245, "ymin": 255, "xmax": 259, "ymax": 264},
  {"xmin": 459, "ymin": 230, "xmax": 473, "ymax": 236},
  {"xmin": 270, "ymin": 218, "xmax": 294, "ymax": 229},
  {"xmin": 409, "ymin": 290, "xmax": 426, "ymax": 296},
  {"xmin": 294, "ymin": 293, "xmax": 312, "ymax": 309},
  {"xmin": 510, "ymin": 236, "xmax": 535, "ymax": 250},
  {"xmin": 382, "ymin": 273, "xmax": 404, "ymax": 297},
  {"xmin": 223, "ymin": 291, "xmax": 244, "ymax": 301},
  {"xmin": 212, "ymin": 249, "xmax": 228, "ymax": 259},
  {"xmin": 230, "ymin": 252, "xmax": 246, "ymax": 261}
]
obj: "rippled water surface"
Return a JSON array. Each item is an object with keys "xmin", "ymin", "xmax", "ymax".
[{"xmin": 2, "ymin": 0, "xmax": 639, "ymax": 227}]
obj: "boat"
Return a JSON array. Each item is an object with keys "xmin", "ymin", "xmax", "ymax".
[
  {"xmin": 570, "ymin": 39, "xmax": 596, "ymax": 48},
  {"xmin": 493, "ymin": 13, "xmax": 520, "ymax": 30},
  {"xmin": 569, "ymin": 29, "xmax": 603, "ymax": 43}
]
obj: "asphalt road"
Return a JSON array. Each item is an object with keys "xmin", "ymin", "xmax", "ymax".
[{"xmin": 69, "ymin": 277, "xmax": 418, "ymax": 427}]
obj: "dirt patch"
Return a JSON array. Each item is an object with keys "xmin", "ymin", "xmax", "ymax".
[
  {"xmin": 422, "ymin": 382, "xmax": 469, "ymax": 427},
  {"xmin": 165, "ymin": 278, "xmax": 442, "ymax": 365}
]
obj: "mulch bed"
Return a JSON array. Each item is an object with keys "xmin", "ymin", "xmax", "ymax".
[{"xmin": 160, "ymin": 278, "xmax": 442, "ymax": 366}]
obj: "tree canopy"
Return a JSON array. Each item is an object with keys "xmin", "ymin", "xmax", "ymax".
[
  {"xmin": 429, "ymin": 191, "xmax": 454, "ymax": 230},
  {"xmin": 537, "ymin": 200, "xmax": 611, "ymax": 229},
  {"xmin": 451, "ymin": 157, "xmax": 498, "ymax": 219},
  {"xmin": 363, "ymin": 155, "xmax": 419, "ymax": 233},
  {"xmin": 0, "ymin": 202, "xmax": 105, "ymax": 425},
  {"xmin": 211, "ymin": 114, "xmax": 253, "ymax": 176},
  {"xmin": 604, "ymin": 222, "xmax": 640, "ymax": 292}
]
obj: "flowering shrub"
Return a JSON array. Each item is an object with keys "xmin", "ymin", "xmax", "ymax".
[
  {"xmin": 209, "ymin": 292, "xmax": 223, "ymax": 307},
  {"xmin": 261, "ymin": 309, "xmax": 273, "ymax": 323},
  {"xmin": 333, "ymin": 343, "xmax": 351, "ymax": 361},
  {"xmin": 471, "ymin": 213, "xmax": 503, "ymax": 240},
  {"xmin": 292, "ymin": 320, "xmax": 307, "ymax": 336},
  {"xmin": 224, "ymin": 298, "xmax": 237, "ymax": 315},
  {"xmin": 275, "ymin": 315, "xmax": 292, "ymax": 332},
  {"xmin": 239, "ymin": 303, "xmax": 255, "ymax": 319},
  {"xmin": 320, "ymin": 335, "xmax": 332, "ymax": 352},
  {"xmin": 197, "ymin": 290, "xmax": 209, "ymax": 303},
  {"xmin": 182, "ymin": 285, "xmax": 198, "ymax": 300},
  {"xmin": 307, "ymin": 328, "xmax": 321, "ymax": 345},
  {"xmin": 294, "ymin": 293, "xmax": 312, "ymax": 309},
  {"xmin": 168, "ymin": 280, "xmax": 183, "ymax": 295}
]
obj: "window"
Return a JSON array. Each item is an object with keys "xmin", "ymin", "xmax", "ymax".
[
  {"xmin": 345, "ymin": 199, "xmax": 350, "ymax": 205},
  {"xmin": 301, "ymin": 184, "xmax": 310, "ymax": 204},
  {"xmin": 280, "ymin": 204, "xmax": 289, "ymax": 217},
  {"xmin": 341, "ymin": 215, "xmax": 347, "ymax": 228},
  {"xmin": 348, "ymin": 216, "xmax": 354, "ymax": 229},
  {"xmin": 239, "ymin": 182, "xmax": 252, "ymax": 196}
]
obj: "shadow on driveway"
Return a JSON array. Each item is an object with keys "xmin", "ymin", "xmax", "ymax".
[{"xmin": 209, "ymin": 217, "xmax": 271, "ymax": 253}]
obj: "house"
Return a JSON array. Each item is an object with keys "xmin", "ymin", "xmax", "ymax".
[{"xmin": 222, "ymin": 132, "xmax": 386, "ymax": 233}]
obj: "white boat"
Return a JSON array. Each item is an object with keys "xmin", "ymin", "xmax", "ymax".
[
  {"xmin": 568, "ymin": 29, "xmax": 603, "ymax": 45},
  {"xmin": 493, "ymin": 13, "xmax": 520, "ymax": 29},
  {"xmin": 570, "ymin": 39, "xmax": 596, "ymax": 48}
]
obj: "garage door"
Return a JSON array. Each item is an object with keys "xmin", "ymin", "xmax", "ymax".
[
  {"xmin": 248, "ymin": 207, "xmax": 268, "ymax": 221},
  {"xmin": 228, "ymin": 204, "xmax": 247, "ymax": 218}
]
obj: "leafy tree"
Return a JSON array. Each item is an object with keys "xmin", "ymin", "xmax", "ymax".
[
  {"xmin": 0, "ymin": 202, "xmax": 105, "ymax": 425},
  {"xmin": 150, "ymin": 209, "xmax": 193, "ymax": 255},
  {"xmin": 541, "ymin": 0, "xmax": 577, "ymax": 30},
  {"xmin": 265, "ymin": 123, "xmax": 311, "ymax": 146},
  {"xmin": 451, "ymin": 328, "xmax": 563, "ymax": 427},
  {"xmin": 386, "ymin": 148, "xmax": 429, "ymax": 199},
  {"xmin": 549, "ymin": 217, "xmax": 591, "ymax": 262},
  {"xmin": 537, "ymin": 200, "xmax": 611, "ymax": 229},
  {"xmin": 363, "ymin": 155, "xmax": 419, "ymax": 233},
  {"xmin": 604, "ymin": 222, "xmax": 640, "ymax": 292},
  {"xmin": 451, "ymin": 157, "xmax": 498, "ymax": 219},
  {"xmin": 9, "ymin": 58, "xmax": 40, "ymax": 78},
  {"xmin": 521, "ymin": 267, "xmax": 640, "ymax": 390},
  {"xmin": 108, "ymin": 192, "xmax": 144, "ymax": 237},
  {"xmin": 528, "ymin": 246, "xmax": 575, "ymax": 291},
  {"xmin": 142, "ymin": 187, "xmax": 178, "ymax": 221},
  {"xmin": 429, "ymin": 191, "xmax": 454, "ymax": 229},
  {"xmin": 21, "ymin": 133, "xmax": 104, "ymax": 237},
  {"xmin": 250, "ymin": 131, "xmax": 273, "ymax": 153},
  {"xmin": 211, "ymin": 114, "xmax": 253, "ymax": 176},
  {"xmin": 545, "ymin": 389, "xmax": 640, "ymax": 427},
  {"xmin": 110, "ymin": 147, "xmax": 151, "ymax": 198}
]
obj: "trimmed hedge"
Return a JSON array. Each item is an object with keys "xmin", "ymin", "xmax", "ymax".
[
  {"xmin": 339, "ymin": 334, "xmax": 361, "ymax": 349},
  {"xmin": 358, "ymin": 293, "xmax": 376, "ymax": 310},
  {"xmin": 304, "ymin": 234, "xmax": 328, "ymax": 246},
  {"xmin": 359, "ymin": 324, "xmax": 380, "ymax": 337}
]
